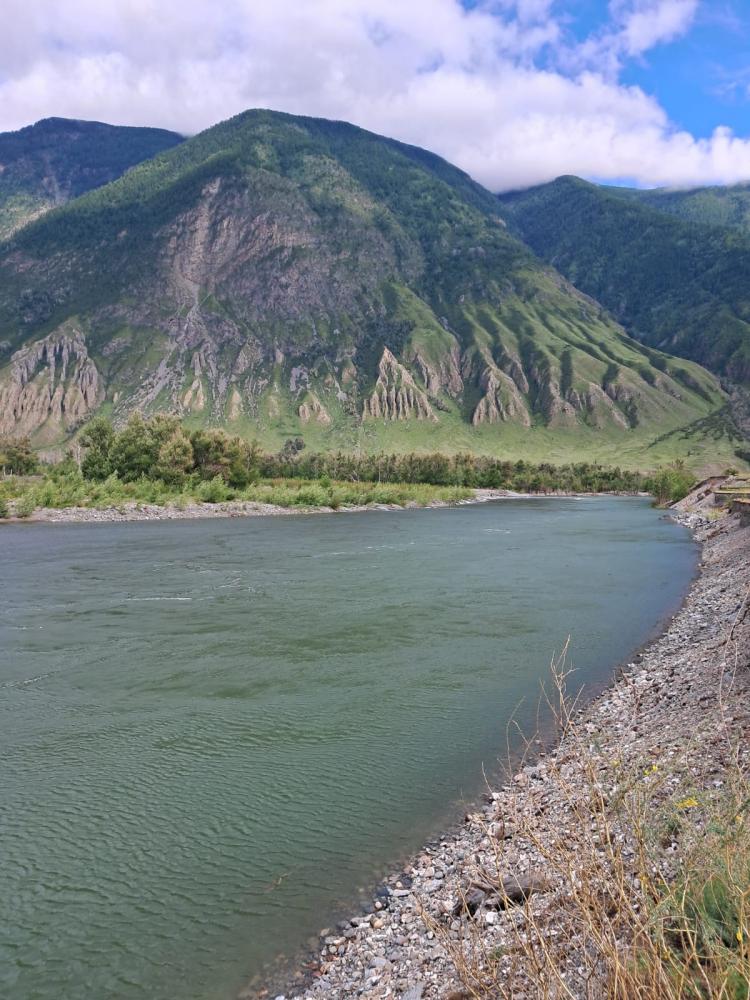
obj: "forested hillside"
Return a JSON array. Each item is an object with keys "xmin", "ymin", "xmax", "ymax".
[
  {"xmin": 0, "ymin": 111, "xmax": 740, "ymax": 471},
  {"xmin": 609, "ymin": 181, "xmax": 750, "ymax": 233},
  {"xmin": 0, "ymin": 117, "xmax": 183, "ymax": 240},
  {"xmin": 500, "ymin": 177, "xmax": 750, "ymax": 386}
]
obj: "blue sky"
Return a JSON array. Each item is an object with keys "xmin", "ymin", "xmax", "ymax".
[
  {"xmin": 576, "ymin": 0, "xmax": 750, "ymax": 137},
  {"xmin": 1, "ymin": 0, "xmax": 749, "ymax": 190}
]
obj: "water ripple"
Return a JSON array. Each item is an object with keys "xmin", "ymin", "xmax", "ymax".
[{"xmin": 0, "ymin": 500, "xmax": 695, "ymax": 1000}]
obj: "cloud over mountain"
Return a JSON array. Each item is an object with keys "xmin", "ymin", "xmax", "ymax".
[{"xmin": 1, "ymin": 0, "xmax": 748, "ymax": 191}]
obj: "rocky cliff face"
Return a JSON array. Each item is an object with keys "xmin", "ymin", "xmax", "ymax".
[
  {"xmin": 0, "ymin": 110, "xmax": 732, "ymax": 459},
  {"xmin": 299, "ymin": 392, "xmax": 332, "ymax": 426},
  {"xmin": 363, "ymin": 348, "xmax": 437, "ymax": 422},
  {"xmin": 0, "ymin": 327, "xmax": 102, "ymax": 439},
  {"xmin": 405, "ymin": 340, "xmax": 463, "ymax": 398},
  {"xmin": 472, "ymin": 366, "xmax": 531, "ymax": 426}
]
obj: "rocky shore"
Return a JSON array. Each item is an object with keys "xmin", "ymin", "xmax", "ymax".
[
  {"xmin": 2, "ymin": 488, "xmax": 645, "ymax": 524},
  {"xmin": 3, "ymin": 496, "xmax": 463, "ymax": 523},
  {"xmin": 261, "ymin": 499, "xmax": 749, "ymax": 1000}
]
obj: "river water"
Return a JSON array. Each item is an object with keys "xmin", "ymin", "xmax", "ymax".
[{"xmin": 0, "ymin": 498, "xmax": 695, "ymax": 1000}]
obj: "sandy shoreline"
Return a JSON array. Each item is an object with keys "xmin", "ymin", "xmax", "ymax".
[
  {"xmin": 255, "ymin": 501, "xmax": 749, "ymax": 1000},
  {"xmin": 0, "ymin": 488, "xmax": 649, "ymax": 525}
]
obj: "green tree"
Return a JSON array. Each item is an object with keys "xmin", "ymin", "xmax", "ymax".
[
  {"xmin": 107, "ymin": 412, "xmax": 181, "ymax": 481},
  {"xmin": 0, "ymin": 436, "xmax": 38, "ymax": 475},
  {"xmin": 80, "ymin": 417, "xmax": 115, "ymax": 480},
  {"xmin": 190, "ymin": 428, "xmax": 232, "ymax": 479},
  {"xmin": 281, "ymin": 437, "xmax": 305, "ymax": 459},
  {"xmin": 108, "ymin": 412, "xmax": 159, "ymax": 481},
  {"xmin": 153, "ymin": 430, "xmax": 194, "ymax": 485}
]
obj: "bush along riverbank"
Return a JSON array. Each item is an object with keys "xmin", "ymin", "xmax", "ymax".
[
  {"xmin": 0, "ymin": 413, "xmax": 704, "ymax": 521},
  {"xmin": 0, "ymin": 474, "xmax": 472, "ymax": 522},
  {"xmin": 263, "ymin": 500, "xmax": 750, "ymax": 1000}
]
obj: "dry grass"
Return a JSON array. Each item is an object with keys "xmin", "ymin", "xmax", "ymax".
[{"xmin": 424, "ymin": 630, "xmax": 750, "ymax": 1000}]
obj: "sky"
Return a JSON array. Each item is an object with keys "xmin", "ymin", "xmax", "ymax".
[{"xmin": 1, "ymin": 0, "xmax": 749, "ymax": 191}]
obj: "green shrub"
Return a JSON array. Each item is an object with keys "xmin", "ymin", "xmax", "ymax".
[
  {"xmin": 292, "ymin": 485, "xmax": 329, "ymax": 506},
  {"xmin": 645, "ymin": 461, "xmax": 696, "ymax": 505},
  {"xmin": 29, "ymin": 471, "xmax": 89, "ymax": 508},
  {"xmin": 14, "ymin": 493, "xmax": 36, "ymax": 518},
  {"xmin": 196, "ymin": 475, "xmax": 232, "ymax": 503},
  {"xmin": 263, "ymin": 486, "xmax": 296, "ymax": 506}
]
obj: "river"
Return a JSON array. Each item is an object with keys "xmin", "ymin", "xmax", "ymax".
[{"xmin": 0, "ymin": 498, "xmax": 695, "ymax": 1000}]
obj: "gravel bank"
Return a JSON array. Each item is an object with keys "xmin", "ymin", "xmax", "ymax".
[
  {"xmin": 261, "ymin": 506, "xmax": 749, "ymax": 1000},
  {"xmin": 2, "ymin": 489, "xmax": 645, "ymax": 525},
  {"xmin": 4, "ymin": 498, "xmax": 453, "ymax": 523}
]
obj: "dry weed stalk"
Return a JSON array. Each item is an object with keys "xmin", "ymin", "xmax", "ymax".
[{"xmin": 424, "ymin": 630, "xmax": 750, "ymax": 999}]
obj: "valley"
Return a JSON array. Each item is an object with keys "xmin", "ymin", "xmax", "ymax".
[
  {"xmin": 1, "ymin": 100, "xmax": 750, "ymax": 1000},
  {"xmin": 0, "ymin": 111, "xmax": 745, "ymax": 472}
]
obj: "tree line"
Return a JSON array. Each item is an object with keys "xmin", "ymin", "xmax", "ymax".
[
  {"xmin": 77, "ymin": 415, "xmax": 648, "ymax": 493},
  {"xmin": 1, "ymin": 413, "xmax": 700, "ymax": 503},
  {"xmin": 260, "ymin": 445, "xmax": 646, "ymax": 494}
]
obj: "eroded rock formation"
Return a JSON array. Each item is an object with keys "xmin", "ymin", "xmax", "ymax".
[
  {"xmin": 472, "ymin": 366, "xmax": 531, "ymax": 426},
  {"xmin": 299, "ymin": 392, "xmax": 332, "ymax": 426},
  {"xmin": 406, "ymin": 341, "xmax": 463, "ymax": 398},
  {"xmin": 0, "ymin": 327, "xmax": 102, "ymax": 437},
  {"xmin": 362, "ymin": 348, "xmax": 437, "ymax": 422}
]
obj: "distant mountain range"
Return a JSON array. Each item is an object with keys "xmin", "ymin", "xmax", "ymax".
[
  {"xmin": 499, "ymin": 177, "xmax": 750, "ymax": 386},
  {"xmin": 606, "ymin": 180, "xmax": 750, "ymax": 232},
  {"xmin": 0, "ymin": 110, "xmax": 747, "ymax": 471},
  {"xmin": 0, "ymin": 118, "xmax": 183, "ymax": 240}
]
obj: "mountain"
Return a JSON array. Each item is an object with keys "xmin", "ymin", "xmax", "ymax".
[
  {"xmin": 499, "ymin": 176, "xmax": 750, "ymax": 390},
  {"xmin": 0, "ymin": 117, "xmax": 184, "ymax": 240},
  {"xmin": 0, "ymin": 110, "xmax": 739, "ymax": 470},
  {"xmin": 607, "ymin": 181, "xmax": 750, "ymax": 233}
]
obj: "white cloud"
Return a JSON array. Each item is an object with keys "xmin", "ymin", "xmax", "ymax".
[
  {"xmin": 613, "ymin": 0, "xmax": 698, "ymax": 57},
  {"xmin": 566, "ymin": 0, "xmax": 699, "ymax": 78},
  {"xmin": 0, "ymin": 0, "xmax": 748, "ymax": 191}
]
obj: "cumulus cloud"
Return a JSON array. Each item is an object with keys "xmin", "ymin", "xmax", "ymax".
[{"xmin": 0, "ymin": 0, "xmax": 748, "ymax": 191}]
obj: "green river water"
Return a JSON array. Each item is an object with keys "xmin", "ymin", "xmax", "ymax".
[{"xmin": 0, "ymin": 498, "xmax": 695, "ymax": 1000}]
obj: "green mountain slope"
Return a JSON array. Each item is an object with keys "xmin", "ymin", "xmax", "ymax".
[
  {"xmin": 0, "ymin": 117, "xmax": 184, "ymax": 240},
  {"xmin": 0, "ymin": 111, "xmax": 739, "ymax": 470},
  {"xmin": 499, "ymin": 176, "xmax": 750, "ymax": 387},
  {"xmin": 608, "ymin": 181, "xmax": 750, "ymax": 233}
]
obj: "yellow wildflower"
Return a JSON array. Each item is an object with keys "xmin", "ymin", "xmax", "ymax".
[{"xmin": 676, "ymin": 797, "xmax": 699, "ymax": 809}]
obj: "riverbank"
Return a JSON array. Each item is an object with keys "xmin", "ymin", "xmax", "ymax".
[
  {"xmin": 0, "ymin": 488, "xmax": 647, "ymax": 524},
  {"xmin": 265, "ymin": 502, "xmax": 749, "ymax": 1000},
  {"xmin": 0, "ymin": 494, "xmax": 476, "ymax": 524}
]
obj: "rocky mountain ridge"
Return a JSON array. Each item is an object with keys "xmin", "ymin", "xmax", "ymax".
[{"xmin": 0, "ymin": 111, "xmax": 741, "ymax": 469}]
